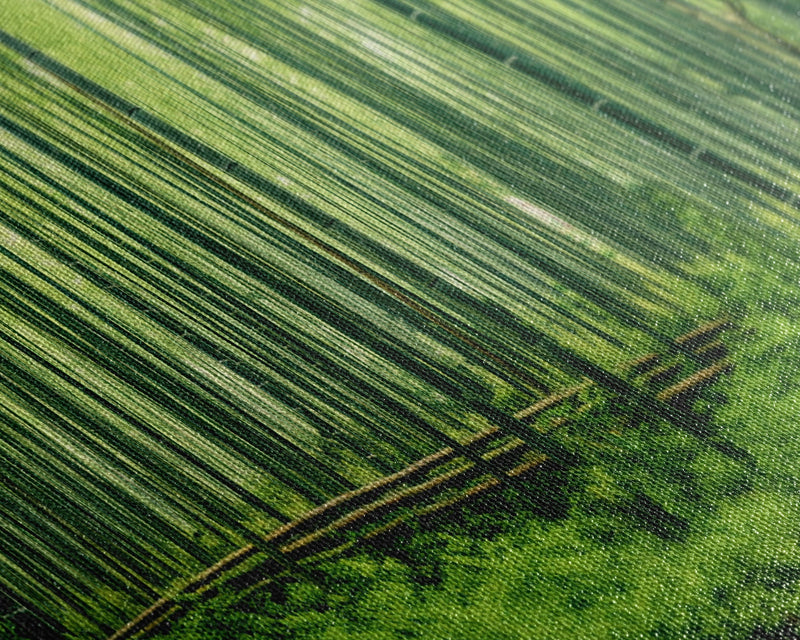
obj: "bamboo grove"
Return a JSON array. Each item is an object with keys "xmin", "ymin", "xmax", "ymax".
[{"xmin": 1, "ymin": 0, "xmax": 800, "ymax": 637}]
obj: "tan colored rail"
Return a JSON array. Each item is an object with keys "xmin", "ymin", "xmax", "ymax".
[
  {"xmin": 514, "ymin": 380, "xmax": 593, "ymax": 421},
  {"xmin": 621, "ymin": 351, "xmax": 660, "ymax": 374},
  {"xmin": 657, "ymin": 359, "xmax": 734, "ymax": 402},
  {"xmin": 674, "ymin": 318, "xmax": 731, "ymax": 349}
]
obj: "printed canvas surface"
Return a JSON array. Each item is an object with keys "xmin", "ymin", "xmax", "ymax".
[{"xmin": 1, "ymin": 1, "xmax": 799, "ymax": 638}]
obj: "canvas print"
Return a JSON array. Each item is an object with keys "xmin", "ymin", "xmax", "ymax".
[{"xmin": 1, "ymin": 0, "xmax": 799, "ymax": 638}]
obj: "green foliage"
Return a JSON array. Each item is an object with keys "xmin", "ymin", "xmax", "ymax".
[{"xmin": 2, "ymin": 0, "xmax": 800, "ymax": 636}]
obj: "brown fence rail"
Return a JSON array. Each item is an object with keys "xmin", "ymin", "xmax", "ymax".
[
  {"xmin": 674, "ymin": 318, "xmax": 732, "ymax": 351},
  {"xmin": 657, "ymin": 360, "xmax": 734, "ymax": 403}
]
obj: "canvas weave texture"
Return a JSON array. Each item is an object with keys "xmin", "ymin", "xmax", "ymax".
[{"xmin": 0, "ymin": 1, "xmax": 799, "ymax": 639}]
